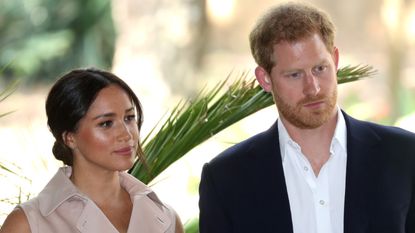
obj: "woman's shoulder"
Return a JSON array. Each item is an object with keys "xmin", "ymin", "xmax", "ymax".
[
  {"xmin": 168, "ymin": 206, "xmax": 184, "ymax": 233},
  {"xmin": 0, "ymin": 208, "xmax": 31, "ymax": 233}
]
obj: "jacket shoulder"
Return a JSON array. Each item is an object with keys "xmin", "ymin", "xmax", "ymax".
[
  {"xmin": 345, "ymin": 113, "xmax": 415, "ymax": 143},
  {"xmin": 208, "ymin": 122, "xmax": 279, "ymax": 169}
]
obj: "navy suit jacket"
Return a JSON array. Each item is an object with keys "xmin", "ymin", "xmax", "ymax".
[{"xmin": 199, "ymin": 111, "xmax": 415, "ymax": 233}]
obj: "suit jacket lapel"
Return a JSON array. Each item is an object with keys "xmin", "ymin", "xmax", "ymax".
[
  {"xmin": 260, "ymin": 121, "xmax": 294, "ymax": 232},
  {"xmin": 343, "ymin": 112, "xmax": 381, "ymax": 233},
  {"xmin": 264, "ymin": 113, "xmax": 382, "ymax": 233}
]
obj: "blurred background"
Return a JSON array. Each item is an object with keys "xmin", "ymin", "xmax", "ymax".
[{"xmin": 0, "ymin": 0, "xmax": 414, "ymax": 226}]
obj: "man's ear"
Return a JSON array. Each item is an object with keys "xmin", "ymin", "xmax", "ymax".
[
  {"xmin": 333, "ymin": 46, "xmax": 339, "ymax": 70},
  {"xmin": 255, "ymin": 66, "xmax": 272, "ymax": 92},
  {"xmin": 62, "ymin": 132, "xmax": 76, "ymax": 150}
]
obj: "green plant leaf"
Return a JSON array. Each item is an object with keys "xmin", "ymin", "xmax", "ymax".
[
  {"xmin": 0, "ymin": 80, "xmax": 19, "ymax": 118},
  {"xmin": 130, "ymin": 65, "xmax": 376, "ymax": 184},
  {"xmin": 337, "ymin": 65, "xmax": 376, "ymax": 84},
  {"xmin": 183, "ymin": 217, "xmax": 199, "ymax": 233},
  {"xmin": 0, "ymin": 80, "xmax": 19, "ymax": 102},
  {"xmin": 0, "ymin": 163, "xmax": 17, "ymax": 175}
]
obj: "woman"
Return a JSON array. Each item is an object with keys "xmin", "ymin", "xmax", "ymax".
[{"xmin": 0, "ymin": 68, "xmax": 184, "ymax": 233}]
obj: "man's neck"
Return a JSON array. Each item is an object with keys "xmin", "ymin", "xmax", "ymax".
[{"xmin": 280, "ymin": 111, "xmax": 338, "ymax": 176}]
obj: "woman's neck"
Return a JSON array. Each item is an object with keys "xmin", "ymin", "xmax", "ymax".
[{"xmin": 70, "ymin": 165, "xmax": 124, "ymax": 205}]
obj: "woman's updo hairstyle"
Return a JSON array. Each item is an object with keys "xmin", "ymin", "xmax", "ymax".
[{"xmin": 45, "ymin": 68, "xmax": 143, "ymax": 166}]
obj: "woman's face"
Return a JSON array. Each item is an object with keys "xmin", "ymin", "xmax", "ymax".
[{"xmin": 65, "ymin": 84, "xmax": 139, "ymax": 172}]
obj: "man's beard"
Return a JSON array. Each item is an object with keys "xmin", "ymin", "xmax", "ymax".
[{"xmin": 274, "ymin": 88, "xmax": 337, "ymax": 129}]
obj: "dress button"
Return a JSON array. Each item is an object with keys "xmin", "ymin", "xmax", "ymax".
[
  {"xmin": 304, "ymin": 166, "xmax": 309, "ymax": 171},
  {"xmin": 319, "ymin": 200, "xmax": 325, "ymax": 205}
]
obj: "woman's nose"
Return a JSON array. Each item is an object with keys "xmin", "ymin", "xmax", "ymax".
[{"xmin": 117, "ymin": 123, "xmax": 132, "ymax": 141}]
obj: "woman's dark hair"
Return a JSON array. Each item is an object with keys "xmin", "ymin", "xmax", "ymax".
[{"xmin": 46, "ymin": 68, "xmax": 144, "ymax": 166}]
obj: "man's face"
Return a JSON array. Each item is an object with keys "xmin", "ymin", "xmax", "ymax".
[{"xmin": 267, "ymin": 33, "xmax": 338, "ymax": 129}]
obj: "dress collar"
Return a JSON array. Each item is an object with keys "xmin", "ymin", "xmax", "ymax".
[{"xmin": 38, "ymin": 166, "xmax": 158, "ymax": 216}]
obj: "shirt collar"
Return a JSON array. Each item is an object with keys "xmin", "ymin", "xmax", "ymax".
[
  {"xmin": 278, "ymin": 117, "xmax": 292, "ymax": 162},
  {"xmin": 332, "ymin": 107, "xmax": 347, "ymax": 155},
  {"xmin": 38, "ymin": 166, "xmax": 157, "ymax": 216},
  {"xmin": 278, "ymin": 106, "xmax": 347, "ymax": 162}
]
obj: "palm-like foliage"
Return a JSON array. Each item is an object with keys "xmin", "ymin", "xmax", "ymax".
[
  {"xmin": 130, "ymin": 65, "xmax": 376, "ymax": 184},
  {"xmin": 0, "ymin": 80, "xmax": 19, "ymax": 118},
  {"xmin": 0, "ymin": 81, "xmax": 19, "ymax": 172},
  {"xmin": 0, "ymin": 79, "xmax": 21, "ymax": 208}
]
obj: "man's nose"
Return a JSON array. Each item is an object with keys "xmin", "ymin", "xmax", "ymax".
[{"xmin": 303, "ymin": 73, "xmax": 320, "ymax": 96}]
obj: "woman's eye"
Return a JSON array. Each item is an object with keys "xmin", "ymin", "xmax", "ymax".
[
  {"xmin": 99, "ymin": 121, "xmax": 113, "ymax": 128},
  {"xmin": 125, "ymin": 115, "xmax": 136, "ymax": 122}
]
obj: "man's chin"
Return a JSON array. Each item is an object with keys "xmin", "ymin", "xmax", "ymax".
[
  {"xmin": 291, "ymin": 119, "xmax": 325, "ymax": 129},
  {"xmin": 289, "ymin": 110, "xmax": 334, "ymax": 129}
]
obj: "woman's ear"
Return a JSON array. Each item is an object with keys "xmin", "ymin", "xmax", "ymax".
[
  {"xmin": 62, "ymin": 132, "xmax": 76, "ymax": 150},
  {"xmin": 255, "ymin": 66, "xmax": 272, "ymax": 92}
]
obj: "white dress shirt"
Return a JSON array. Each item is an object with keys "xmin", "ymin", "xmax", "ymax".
[{"xmin": 278, "ymin": 108, "xmax": 347, "ymax": 233}]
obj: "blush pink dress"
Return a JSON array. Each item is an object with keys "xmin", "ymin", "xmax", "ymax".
[{"xmin": 19, "ymin": 167, "xmax": 177, "ymax": 233}]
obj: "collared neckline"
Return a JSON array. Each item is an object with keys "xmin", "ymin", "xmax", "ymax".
[
  {"xmin": 278, "ymin": 106, "xmax": 347, "ymax": 162},
  {"xmin": 38, "ymin": 167, "xmax": 158, "ymax": 216},
  {"xmin": 331, "ymin": 107, "xmax": 347, "ymax": 155}
]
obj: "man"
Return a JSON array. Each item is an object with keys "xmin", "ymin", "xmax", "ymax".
[{"xmin": 198, "ymin": 2, "xmax": 415, "ymax": 233}]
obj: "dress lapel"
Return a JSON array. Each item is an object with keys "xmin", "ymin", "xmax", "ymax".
[
  {"xmin": 75, "ymin": 191, "xmax": 172, "ymax": 233},
  {"xmin": 76, "ymin": 201, "xmax": 119, "ymax": 233},
  {"xmin": 127, "ymin": 193, "xmax": 172, "ymax": 233}
]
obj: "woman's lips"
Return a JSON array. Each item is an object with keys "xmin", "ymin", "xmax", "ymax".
[{"xmin": 114, "ymin": 146, "xmax": 134, "ymax": 156}]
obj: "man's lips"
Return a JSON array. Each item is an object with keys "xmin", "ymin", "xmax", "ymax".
[{"xmin": 303, "ymin": 99, "xmax": 325, "ymax": 108}]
